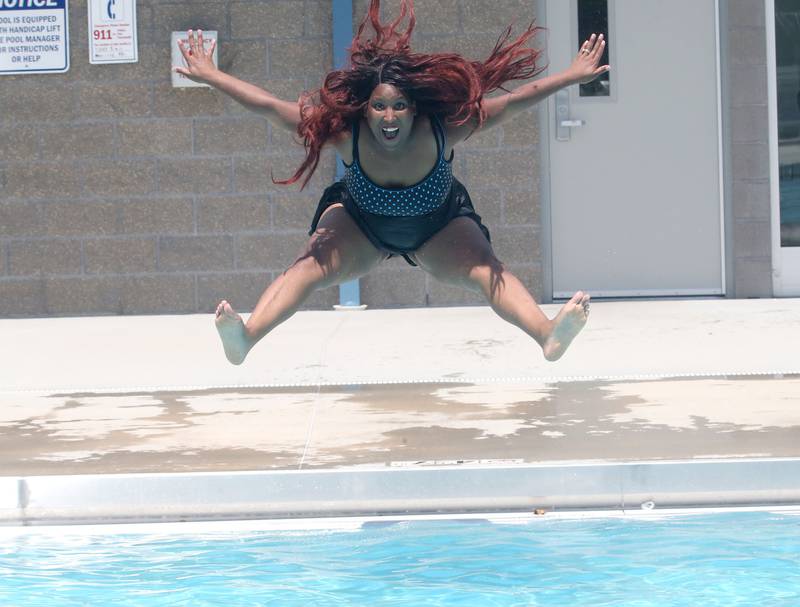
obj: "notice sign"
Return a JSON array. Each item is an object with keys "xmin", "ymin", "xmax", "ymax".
[
  {"xmin": 88, "ymin": 0, "xmax": 137, "ymax": 64},
  {"xmin": 0, "ymin": 0, "xmax": 69, "ymax": 75}
]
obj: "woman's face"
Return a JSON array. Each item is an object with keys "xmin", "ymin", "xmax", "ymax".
[{"xmin": 365, "ymin": 83, "xmax": 416, "ymax": 150}]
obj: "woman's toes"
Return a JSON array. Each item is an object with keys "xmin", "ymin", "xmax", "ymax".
[{"xmin": 215, "ymin": 300, "xmax": 230, "ymax": 318}]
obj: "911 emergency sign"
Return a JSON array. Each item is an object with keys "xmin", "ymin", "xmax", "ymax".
[{"xmin": 88, "ymin": 0, "xmax": 137, "ymax": 64}]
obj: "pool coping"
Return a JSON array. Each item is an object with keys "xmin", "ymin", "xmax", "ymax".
[
  {"xmin": 3, "ymin": 300, "xmax": 799, "ymax": 394},
  {"xmin": 2, "ymin": 505, "xmax": 800, "ymax": 537},
  {"xmin": 2, "ymin": 457, "xmax": 800, "ymax": 526}
]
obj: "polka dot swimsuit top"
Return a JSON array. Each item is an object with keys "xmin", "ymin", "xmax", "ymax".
[{"xmin": 343, "ymin": 115, "xmax": 454, "ymax": 217}]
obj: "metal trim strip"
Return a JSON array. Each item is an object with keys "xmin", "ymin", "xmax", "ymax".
[{"xmin": 2, "ymin": 458, "xmax": 799, "ymax": 526}]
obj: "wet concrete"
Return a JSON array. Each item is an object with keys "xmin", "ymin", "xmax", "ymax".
[{"xmin": 2, "ymin": 374, "xmax": 799, "ymax": 476}]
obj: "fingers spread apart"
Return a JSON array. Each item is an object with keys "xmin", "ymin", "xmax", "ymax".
[{"xmin": 580, "ymin": 33, "xmax": 605, "ymax": 60}]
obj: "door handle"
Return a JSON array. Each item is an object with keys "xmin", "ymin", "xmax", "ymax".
[{"xmin": 556, "ymin": 89, "xmax": 586, "ymax": 141}]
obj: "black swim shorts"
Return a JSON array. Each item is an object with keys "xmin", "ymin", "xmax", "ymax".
[{"xmin": 308, "ymin": 177, "xmax": 491, "ymax": 266}]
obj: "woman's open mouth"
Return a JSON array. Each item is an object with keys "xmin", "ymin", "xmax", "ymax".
[{"xmin": 381, "ymin": 126, "xmax": 399, "ymax": 140}]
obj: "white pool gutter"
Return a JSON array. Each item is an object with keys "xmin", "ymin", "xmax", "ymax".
[{"xmin": 2, "ymin": 457, "xmax": 800, "ymax": 526}]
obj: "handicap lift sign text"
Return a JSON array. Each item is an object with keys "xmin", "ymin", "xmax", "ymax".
[{"xmin": 0, "ymin": 0, "xmax": 69, "ymax": 75}]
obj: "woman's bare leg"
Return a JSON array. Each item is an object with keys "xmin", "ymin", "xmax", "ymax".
[
  {"xmin": 413, "ymin": 217, "xmax": 590, "ymax": 361},
  {"xmin": 215, "ymin": 204, "xmax": 385, "ymax": 364}
]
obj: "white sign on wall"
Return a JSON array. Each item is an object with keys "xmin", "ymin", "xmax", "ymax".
[
  {"xmin": 88, "ymin": 0, "xmax": 137, "ymax": 64},
  {"xmin": 171, "ymin": 30, "xmax": 217, "ymax": 88},
  {"xmin": 0, "ymin": 0, "xmax": 69, "ymax": 75}
]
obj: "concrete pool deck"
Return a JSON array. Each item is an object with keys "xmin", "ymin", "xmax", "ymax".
[{"xmin": 1, "ymin": 298, "xmax": 800, "ymax": 478}]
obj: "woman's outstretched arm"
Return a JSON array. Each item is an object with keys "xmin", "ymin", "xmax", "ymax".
[
  {"xmin": 174, "ymin": 29, "xmax": 302, "ymax": 132},
  {"xmin": 448, "ymin": 33, "xmax": 609, "ymax": 144}
]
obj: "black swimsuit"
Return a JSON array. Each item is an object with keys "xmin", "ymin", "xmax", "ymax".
[
  {"xmin": 309, "ymin": 115, "xmax": 490, "ymax": 266},
  {"xmin": 344, "ymin": 115, "xmax": 454, "ymax": 216}
]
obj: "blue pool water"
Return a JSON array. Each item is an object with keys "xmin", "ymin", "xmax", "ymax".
[{"xmin": 1, "ymin": 511, "xmax": 799, "ymax": 606}]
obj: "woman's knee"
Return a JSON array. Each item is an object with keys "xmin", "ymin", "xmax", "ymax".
[
  {"xmin": 310, "ymin": 206, "xmax": 385, "ymax": 275},
  {"xmin": 284, "ymin": 253, "xmax": 329, "ymax": 289},
  {"xmin": 456, "ymin": 253, "xmax": 504, "ymax": 295}
]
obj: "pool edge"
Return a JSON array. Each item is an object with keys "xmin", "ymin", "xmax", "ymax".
[{"xmin": 2, "ymin": 457, "xmax": 800, "ymax": 526}]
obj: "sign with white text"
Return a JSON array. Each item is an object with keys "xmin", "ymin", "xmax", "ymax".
[
  {"xmin": 88, "ymin": 0, "xmax": 137, "ymax": 64},
  {"xmin": 0, "ymin": 0, "xmax": 69, "ymax": 75}
]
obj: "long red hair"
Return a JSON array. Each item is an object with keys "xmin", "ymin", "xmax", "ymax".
[{"xmin": 279, "ymin": 0, "xmax": 545, "ymax": 188}]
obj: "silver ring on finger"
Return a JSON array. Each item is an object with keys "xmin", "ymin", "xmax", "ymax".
[{"xmin": 581, "ymin": 48, "xmax": 590, "ymax": 54}]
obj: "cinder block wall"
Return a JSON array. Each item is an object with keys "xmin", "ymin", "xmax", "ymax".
[
  {"xmin": 0, "ymin": 0, "xmax": 543, "ymax": 317},
  {"xmin": 726, "ymin": 0, "xmax": 773, "ymax": 297}
]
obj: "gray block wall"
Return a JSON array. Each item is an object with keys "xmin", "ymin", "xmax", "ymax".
[
  {"xmin": 1, "ymin": 0, "xmax": 336, "ymax": 317},
  {"xmin": 726, "ymin": 0, "xmax": 773, "ymax": 297},
  {"xmin": 1, "ymin": 0, "xmax": 776, "ymax": 317},
  {"xmin": 0, "ymin": 0, "xmax": 543, "ymax": 317}
]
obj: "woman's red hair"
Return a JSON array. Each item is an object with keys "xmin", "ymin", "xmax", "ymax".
[{"xmin": 278, "ymin": 0, "xmax": 545, "ymax": 188}]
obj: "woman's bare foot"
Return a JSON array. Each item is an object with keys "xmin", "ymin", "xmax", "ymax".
[
  {"xmin": 542, "ymin": 291, "xmax": 590, "ymax": 361},
  {"xmin": 214, "ymin": 300, "xmax": 251, "ymax": 365}
]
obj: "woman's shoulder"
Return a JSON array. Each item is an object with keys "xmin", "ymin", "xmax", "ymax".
[
  {"xmin": 440, "ymin": 115, "xmax": 476, "ymax": 149},
  {"xmin": 331, "ymin": 126, "xmax": 354, "ymax": 165},
  {"xmin": 423, "ymin": 113, "xmax": 461, "ymax": 158}
]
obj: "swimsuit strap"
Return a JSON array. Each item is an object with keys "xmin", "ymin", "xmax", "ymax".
[
  {"xmin": 431, "ymin": 114, "xmax": 455, "ymax": 163},
  {"xmin": 351, "ymin": 119, "xmax": 361, "ymax": 163},
  {"xmin": 430, "ymin": 114, "xmax": 445, "ymax": 160}
]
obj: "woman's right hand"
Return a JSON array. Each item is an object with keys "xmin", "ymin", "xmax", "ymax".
[
  {"xmin": 174, "ymin": 29, "xmax": 219, "ymax": 83},
  {"xmin": 566, "ymin": 33, "xmax": 609, "ymax": 85}
]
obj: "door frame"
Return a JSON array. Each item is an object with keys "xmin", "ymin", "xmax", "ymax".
[
  {"xmin": 539, "ymin": 0, "xmax": 727, "ymax": 301},
  {"xmin": 767, "ymin": 0, "xmax": 800, "ymax": 296}
]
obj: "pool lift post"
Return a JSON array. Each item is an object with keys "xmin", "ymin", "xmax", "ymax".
[{"xmin": 332, "ymin": 0, "xmax": 367, "ymax": 311}]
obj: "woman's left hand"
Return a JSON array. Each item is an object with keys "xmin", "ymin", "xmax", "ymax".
[{"xmin": 567, "ymin": 33, "xmax": 610, "ymax": 84}]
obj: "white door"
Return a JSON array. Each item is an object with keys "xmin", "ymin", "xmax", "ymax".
[{"xmin": 546, "ymin": 0, "xmax": 724, "ymax": 298}]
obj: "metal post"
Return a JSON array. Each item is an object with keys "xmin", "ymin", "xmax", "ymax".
[{"xmin": 332, "ymin": 0, "xmax": 366, "ymax": 310}]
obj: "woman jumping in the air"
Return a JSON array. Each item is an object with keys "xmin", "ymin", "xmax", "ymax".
[{"xmin": 175, "ymin": 0, "xmax": 609, "ymax": 365}]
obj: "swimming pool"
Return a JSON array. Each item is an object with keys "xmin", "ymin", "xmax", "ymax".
[{"xmin": 2, "ymin": 509, "xmax": 799, "ymax": 606}]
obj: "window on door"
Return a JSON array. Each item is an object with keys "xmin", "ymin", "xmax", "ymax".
[
  {"xmin": 577, "ymin": 0, "xmax": 610, "ymax": 97},
  {"xmin": 776, "ymin": 0, "xmax": 800, "ymax": 246}
]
